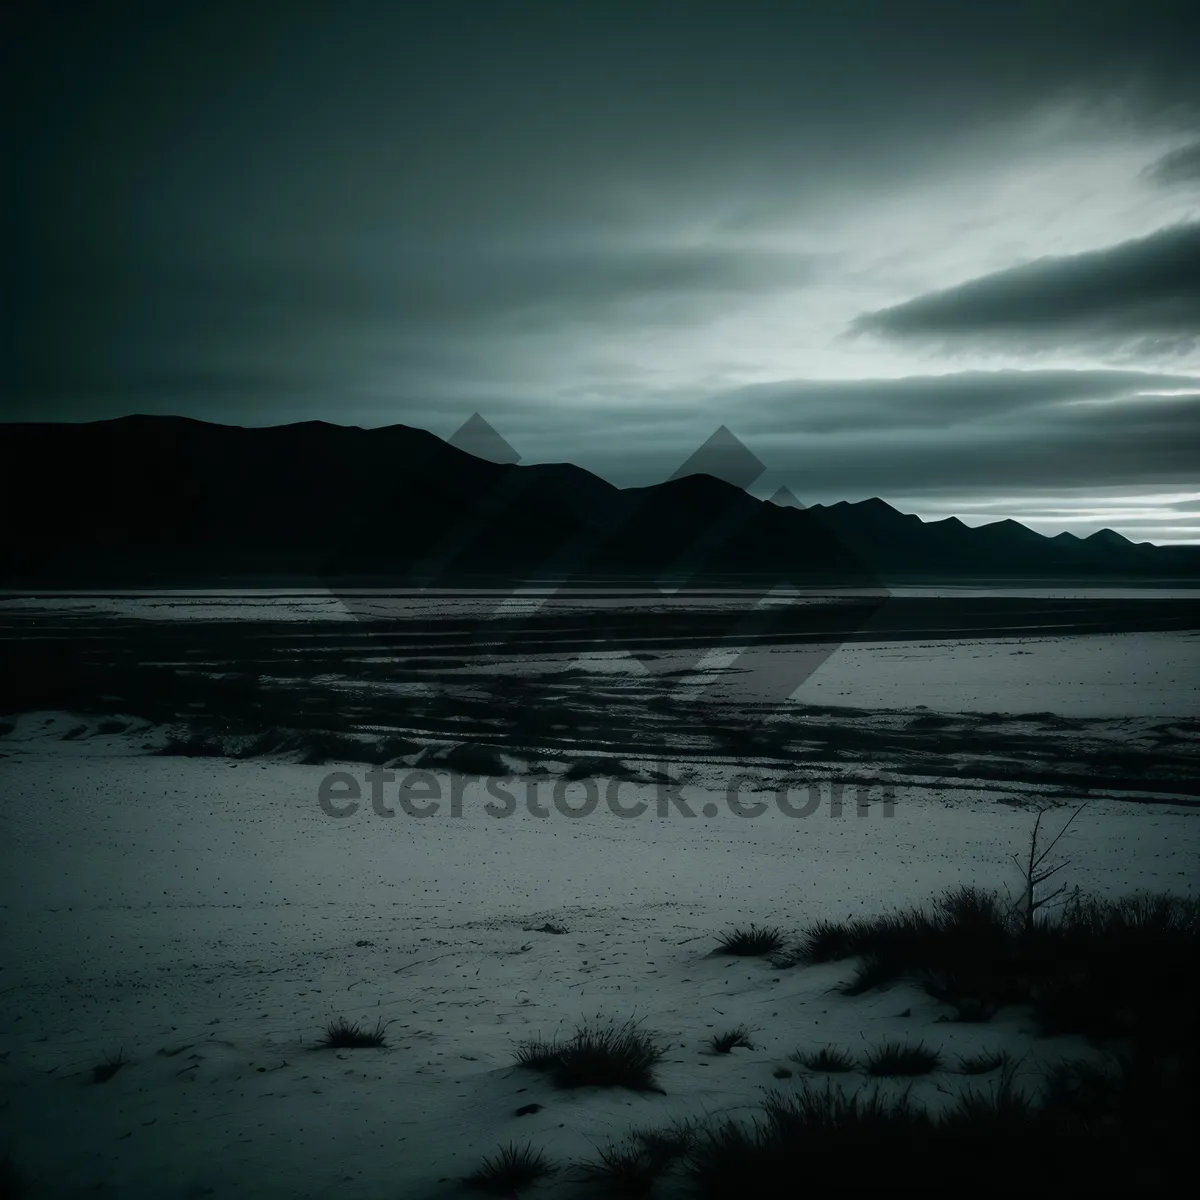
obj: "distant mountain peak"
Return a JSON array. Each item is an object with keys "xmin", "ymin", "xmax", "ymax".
[
  {"xmin": 973, "ymin": 518, "xmax": 1046, "ymax": 543},
  {"xmin": 105, "ymin": 412, "xmax": 218, "ymax": 429},
  {"xmin": 656, "ymin": 471, "xmax": 757, "ymax": 502},
  {"xmin": 1086, "ymin": 528, "xmax": 1132, "ymax": 546}
]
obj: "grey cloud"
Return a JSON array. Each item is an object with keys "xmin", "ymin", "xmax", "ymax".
[
  {"xmin": 779, "ymin": 392, "xmax": 1200, "ymax": 495},
  {"xmin": 6, "ymin": 240, "xmax": 820, "ymax": 416},
  {"xmin": 551, "ymin": 373, "xmax": 1200, "ymax": 497},
  {"xmin": 1143, "ymin": 141, "xmax": 1200, "ymax": 185},
  {"xmin": 7, "ymin": 2, "xmax": 1199, "ymax": 268},
  {"xmin": 917, "ymin": 491, "xmax": 1200, "ymax": 514},
  {"xmin": 852, "ymin": 223, "xmax": 1200, "ymax": 351},
  {"xmin": 7, "ymin": 0, "xmax": 1200, "ymax": 423},
  {"xmin": 699, "ymin": 370, "xmax": 1200, "ymax": 434}
]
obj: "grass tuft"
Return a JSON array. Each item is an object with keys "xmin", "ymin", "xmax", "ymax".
[
  {"xmin": 513, "ymin": 1037, "xmax": 560, "ymax": 1071},
  {"xmin": 838, "ymin": 953, "xmax": 896, "ymax": 995},
  {"xmin": 465, "ymin": 1143, "xmax": 554, "ymax": 1195},
  {"xmin": 715, "ymin": 925, "xmax": 787, "ymax": 957},
  {"xmin": 317, "ymin": 1017, "xmax": 387, "ymax": 1049},
  {"xmin": 790, "ymin": 1046, "xmax": 855, "ymax": 1073},
  {"xmin": 687, "ymin": 1086, "xmax": 931, "ymax": 1193},
  {"xmin": 947, "ymin": 1068, "xmax": 1036, "ymax": 1126},
  {"xmin": 795, "ymin": 888, "xmax": 1199, "ymax": 1052},
  {"xmin": 760, "ymin": 1086, "xmax": 923, "ymax": 1135},
  {"xmin": 513, "ymin": 1020, "xmax": 665, "ymax": 1091},
  {"xmin": 796, "ymin": 917, "xmax": 865, "ymax": 963},
  {"xmin": 708, "ymin": 1026, "xmax": 756, "ymax": 1054},
  {"xmin": 864, "ymin": 1041, "xmax": 941, "ymax": 1077},
  {"xmin": 682, "ymin": 1056, "xmax": 1195, "ymax": 1194},
  {"xmin": 633, "ymin": 1122, "xmax": 696, "ymax": 1159},
  {"xmin": 574, "ymin": 1138, "xmax": 673, "ymax": 1197},
  {"xmin": 684, "ymin": 888, "xmax": 1199, "ymax": 1194}
]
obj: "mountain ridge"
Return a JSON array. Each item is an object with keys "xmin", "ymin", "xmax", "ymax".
[{"xmin": 1, "ymin": 415, "xmax": 1196, "ymax": 585}]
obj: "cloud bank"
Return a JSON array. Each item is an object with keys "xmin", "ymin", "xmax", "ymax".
[
  {"xmin": 853, "ymin": 223, "xmax": 1200, "ymax": 356},
  {"xmin": 4, "ymin": 0, "xmax": 1200, "ymax": 539}
]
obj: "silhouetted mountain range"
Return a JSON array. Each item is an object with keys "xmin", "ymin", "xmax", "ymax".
[{"xmin": 1, "ymin": 416, "xmax": 1197, "ymax": 585}]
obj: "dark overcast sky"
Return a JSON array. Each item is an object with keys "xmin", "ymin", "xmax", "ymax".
[{"xmin": 4, "ymin": 0, "xmax": 1199, "ymax": 541}]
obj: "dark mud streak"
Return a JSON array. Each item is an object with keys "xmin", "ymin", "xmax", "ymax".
[{"xmin": 1, "ymin": 598, "xmax": 1196, "ymax": 803}]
